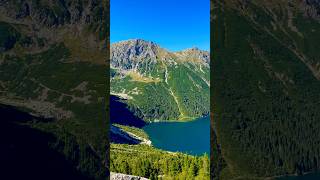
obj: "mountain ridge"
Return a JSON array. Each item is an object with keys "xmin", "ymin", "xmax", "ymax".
[
  {"xmin": 111, "ymin": 39, "xmax": 209, "ymax": 73},
  {"xmin": 111, "ymin": 39, "xmax": 210, "ymax": 122},
  {"xmin": 111, "ymin": 38, "xmax": 209, "ymax": 53}
]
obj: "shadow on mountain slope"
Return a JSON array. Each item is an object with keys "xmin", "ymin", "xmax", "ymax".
[
  {"xmin": 0, "ymin": 104, "xmax": 92, "ymax": 180},
  {"xmin": 110, "ymin": 125, "xmax": 141, "ymax": 145},
  {"xmin": 110, "ymin": 95, "xmax": 146, "ymax": 128}
]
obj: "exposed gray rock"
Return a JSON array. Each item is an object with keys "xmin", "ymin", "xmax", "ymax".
[
  {"xmin": 111, "ymin": 39, "xmax": 210, "ymax": 73},
  {"xmin": 0, "ymin": 0, "xmax": 104, "ymax": 27},
  {"xmin": 111, "ymin": 39, "xmax": 159, "ymax": 72},
  {"xmin": 175, "ymin": 47, "xmax": 210, "ymax": 65},
  {"xmin": 110, "ymin": 172, "xmax": 149, "ymax": 180}
]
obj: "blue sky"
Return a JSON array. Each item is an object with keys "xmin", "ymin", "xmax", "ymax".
[{"xmin": 111, "ymin": 0, "xmax": 209, "ymax": 51}]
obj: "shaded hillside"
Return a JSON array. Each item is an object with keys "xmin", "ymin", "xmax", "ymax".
[
  {"xmin": 212, "ymin": 0, "xmax": 320, "ymax": 179},
  {"xmin": 0, "ymin": 104, "xmax": 93, "ymax": 180},
  {"xmin": 0, "ymin": 0, "xmax": 108, "ymax": 179},
  {"xmin": 110, "ymin": 95, "xmax": 146, "ymax": 128}
]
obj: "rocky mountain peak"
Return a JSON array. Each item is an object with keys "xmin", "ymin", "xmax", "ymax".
[
  {"xmin": 185, "ymin": 47, "xmax": 201, "ymax": 51},
  {"xmin": 110, "ymin": 39, "xmax": 161, "ymax": 71},
  {"xmin": 111, "ymin": 39, "xmax": 210, "ymax": 72},
  {"xmin": 175, "ymin": 47, "xmax": 210, "ymax": 65},
  {"xmin": 111, "ymin": 39, "xmax": 160, "ymax": 58}
]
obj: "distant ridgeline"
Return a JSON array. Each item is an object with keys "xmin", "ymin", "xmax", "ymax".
[
  {"xmin": 0, "ymin": 1, "xmax": 107, "ymax": 179},
  {"xmin": 111, "ymin": 39, "xmax": 210, "ymax": 121},
  {"xmin": 213, "ymin": 0, "xmax": 320, "ymax": 179}
]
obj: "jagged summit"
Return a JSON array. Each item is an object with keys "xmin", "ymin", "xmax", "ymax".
[
  {"xmin": 175, "ymin": 47, "xmax": 210, "ymax": 64},
  {"xmin": 111, "ymin": 39, "xmax": 161, "ymax": 71},
  {"xmin": 111, "ymin": 39, "xmax": 210, "ymax": 71},
  {"xmin": 113, "ymin": 39, "xmax": 158, "ymax": 45},
  {"xmin": 111, "ymin": 39, "xmax": 159, "ymax": 48},
  {"xmin": 181, "ymin": 47, "xmax": 201, "ymax": 51}
]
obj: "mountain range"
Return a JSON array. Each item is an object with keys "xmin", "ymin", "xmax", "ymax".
[
  {"xmin": 109, "ymin": 39, "xmax": 211, "ymax": 180},
  {"xmin": 111, "ymin": 39, "xmax": 210, "ymax": 122}
]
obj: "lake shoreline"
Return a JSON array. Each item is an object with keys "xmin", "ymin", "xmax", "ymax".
[
  {"xmin": 143, "ymin": 116, "xmax": 210, "ymax": 156},
  {"xmin": 149, "ymin": 114, "xmax": 210, "ymax": 124}
]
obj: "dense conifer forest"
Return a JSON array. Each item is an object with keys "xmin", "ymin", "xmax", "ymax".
[
  {"xmin": 110, "ymin": 144, "xmax": 210, "ymax": 180},
  {"xmin": 212, "ymin": 0, "xmax": 320, "ymax": 179}
]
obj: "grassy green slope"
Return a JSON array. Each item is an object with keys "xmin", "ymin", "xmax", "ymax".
[{"xmin": 111, "ymin": 61, "xmax": 210, "ymax": 122}]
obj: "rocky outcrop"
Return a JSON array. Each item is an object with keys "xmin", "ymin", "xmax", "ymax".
[
  {"xmin": 111, "ymin": 39, "xmax": 159, "ymax": 72},
  {"xmin": 110, "ymin": 172, "xmax": 149, "ymax": 180},
  {"xmin": 0, "ymin": 0, "xmax": 105, "ymax": 27},
  {"xmin": 0, "ymin": 0, "xmax": 107, "ymax": 53},
  {"xmin": 174, "ymin": 47, "xmax": 210, "ymax": 65}
]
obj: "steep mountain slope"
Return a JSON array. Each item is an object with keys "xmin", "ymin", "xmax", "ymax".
[
  {"xmin": 0, "ymin": 1, "xmax": 107, "ymax": 179},
  {"xmin": 110, "ymin": 39, "xmax": 210, "ymax": 179},
  {"xmin": 212, "ymin": 0, "xmax": 320, "ymax": 179},
  {"xmin": 111, "ymin": 39, "xmax": 210, "ymax": 121}
]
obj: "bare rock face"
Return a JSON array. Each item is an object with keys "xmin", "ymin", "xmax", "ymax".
[
  {"xmin": 0, "ymin": 0, "xmax": 104, "ymax": 27},
  {"xmin": 175, "ymin": 47, "xmax": 210, "ymax": 65},
  {"xmin": 111, "ymin": 39, "xmax": 210, "ymax": 72},
  {"xmin": 0, "ymin": 0, "xmax": 107, "ymax": 53},
  {"xmin": 111, "ymin": 39, "xmax": 159, "ymax": 71},
  {"xmin": 110, "ymin": 172, "xmax": 149, "ymax": 180}
]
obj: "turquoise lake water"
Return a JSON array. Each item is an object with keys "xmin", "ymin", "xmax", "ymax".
[{"xmin": 143, "ymin": 116, "xmax": 210, "ymax": 156}]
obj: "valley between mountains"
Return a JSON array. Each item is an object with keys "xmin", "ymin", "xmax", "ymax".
[{"xmin": 110, "ymin": 39, "xmax": 210, "ymax": 180}]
